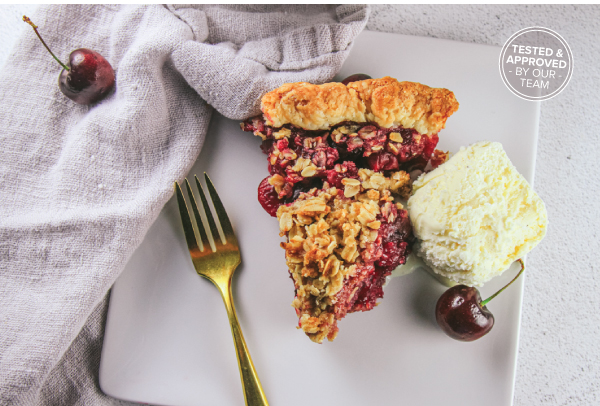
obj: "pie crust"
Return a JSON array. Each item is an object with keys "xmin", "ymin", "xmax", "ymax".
[{"xmin": 261, "ymin": 77, "xmax": 459, "ymax": 135}]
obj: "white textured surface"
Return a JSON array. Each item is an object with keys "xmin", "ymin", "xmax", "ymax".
[
  {"xmin": 1, "ymin": 4, "xmax": 599, "ymax": 406},
  {"xmin": 0, "ymin": 5, "xmax": 39, "ymax": 68}
]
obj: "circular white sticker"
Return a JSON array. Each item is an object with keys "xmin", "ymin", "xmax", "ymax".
[{"xmin": 499, "ymin": 27, "xmax": 573, "ymax": 101}]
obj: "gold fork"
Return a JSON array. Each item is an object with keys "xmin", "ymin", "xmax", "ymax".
[{"xmin": 174, "ymin": 173, "xmax": 269, "ymax": 406}]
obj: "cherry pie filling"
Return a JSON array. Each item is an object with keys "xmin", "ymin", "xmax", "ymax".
[
  {"xmin": 242, "ymin": 116, "xmax": 441, "ymax": 217},
  {"xmin": 332, "ymin": 204, "xmax": 413, "ymax": 319}
]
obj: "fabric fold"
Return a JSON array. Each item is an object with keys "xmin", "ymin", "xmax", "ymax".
[{"xmin": 0, "ymin": 4, "xmax": 368, "ymax": 405}]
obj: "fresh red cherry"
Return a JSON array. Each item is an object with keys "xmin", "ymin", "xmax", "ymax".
[
  {"xmin": 435, "ymin": 259, "xmax": 525, "ymax": 342},
  {"xmin": 435, "ymin": 285, "xmax": 494, "ymax": 341},
  {"xmin": 24, "ymin": 16, "xmax": 115, "ymax": 105},
  {"xmin": 58, "ymin": 49, "xmax": 115, "ymax": 104},
  {"xmin": 341, "ymin": 74, "xmax": 372, "ymax": 85}
]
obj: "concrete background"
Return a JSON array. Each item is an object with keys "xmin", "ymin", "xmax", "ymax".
[{"xmin": 2, "ymin": 4, "xmax": 599, "ymax": 405}]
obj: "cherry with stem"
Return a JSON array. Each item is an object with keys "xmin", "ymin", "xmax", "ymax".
[
  {"xmin": 23, "ymin": 15, "xmax": 115, "ymax": 105},
  {"xmin": 435, "ymin": 259, "xmax": 525, "ymax": 342}
]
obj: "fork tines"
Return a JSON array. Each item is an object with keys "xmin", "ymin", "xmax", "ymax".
[{"xmin": 174, "ymin": 173, "xmax": 236, "ymax": 253}]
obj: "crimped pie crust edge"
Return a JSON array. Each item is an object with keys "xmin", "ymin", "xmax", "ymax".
[{"xmin": 261, "ymin": 77, "xmax": 459, "ymax": 135}]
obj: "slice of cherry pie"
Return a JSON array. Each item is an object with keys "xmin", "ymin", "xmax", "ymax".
[{"xmin": 241, "ymin": 76, "xmax": 458, "ymax": 343}]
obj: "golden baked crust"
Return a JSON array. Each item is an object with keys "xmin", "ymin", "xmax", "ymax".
[{"xmin": 261, "ymin": 77, "xmax": 459, "ymax": 135}]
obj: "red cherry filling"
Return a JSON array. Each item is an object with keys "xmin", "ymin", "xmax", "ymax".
[
  {"xmin": 324, "ymin": 161, "xmax": 359, "ymax": 189},
  {"xmin": 330, "ymin": 203, "xmax": 413, "ymax": 317},
  {"xmin": 257, "ymin": 176, "xmax": 281, "ymax": 217},
  {"xmin": 242, "ymin": 117, "xmax": 442, "ymax": 214},
  {"xmin": 367, "ymin": 151, "xmax": 399, "ymax": 172}
]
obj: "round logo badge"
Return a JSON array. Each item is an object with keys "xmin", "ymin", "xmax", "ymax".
[{"xmin": 499, "ymin": 27, "xmax": 573, "ymax": 101}]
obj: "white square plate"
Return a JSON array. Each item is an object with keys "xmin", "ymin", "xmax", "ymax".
[{"xmin": 100, "ymin": 31, "xmax": 539, "ymax": 406}]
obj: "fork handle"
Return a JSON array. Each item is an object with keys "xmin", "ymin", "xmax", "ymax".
[{"xmin": 216, "ymin": 280, "xmax": 269, "ymax": 406}]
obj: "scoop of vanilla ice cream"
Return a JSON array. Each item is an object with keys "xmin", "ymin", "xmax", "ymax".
[{"xmin": 407, "ymin": 141, "xmax": 547, "ymax": 286}]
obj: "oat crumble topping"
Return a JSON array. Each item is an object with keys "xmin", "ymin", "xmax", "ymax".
[{"xmin": 277, "ymin": 169, "xmax": 411, "ymax": 343}]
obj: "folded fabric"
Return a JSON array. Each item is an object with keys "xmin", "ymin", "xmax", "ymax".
[{"xmin": 0, "ymin": 4, "xmax": 369, "ymax": 404}]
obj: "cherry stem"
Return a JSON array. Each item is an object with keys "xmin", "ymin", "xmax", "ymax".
[
  {"xmin": 23, "ymin": 15, "xmax": 69, "ymax": 71},
  {"xmin": 480, "ymin": 259, "xmax": 525, "ymax": 308}
]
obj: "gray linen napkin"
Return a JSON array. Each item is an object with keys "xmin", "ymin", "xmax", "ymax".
[{"xmin": 0, "ymin": 4, "xmax": 369, "ymax": 404}]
